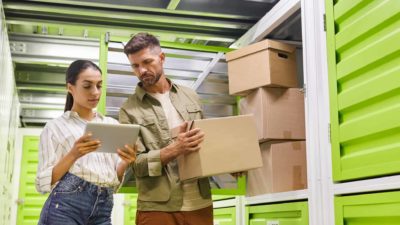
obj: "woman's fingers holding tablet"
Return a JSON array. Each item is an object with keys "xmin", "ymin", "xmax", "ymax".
[
  {"xmin": 70, "ymin": 133, "xmax": 101, "ymax": 158},
  {"xmin": 117, "ymin": 144, "xmax": 137, "ymax": 164}
]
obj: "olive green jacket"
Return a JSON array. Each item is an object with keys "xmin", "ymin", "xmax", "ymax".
[{"xmin": 119, "ymin": 81, "xmax": 211, "ymax": 211}]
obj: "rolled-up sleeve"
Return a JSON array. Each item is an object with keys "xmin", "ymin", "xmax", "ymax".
[
  {"xmin": 146, "ymin": 149, "xmax": 162, "ymax": 176},
  {"xmin": 35, "ymin": 126, "xmax": 59, "ymax": 194}
]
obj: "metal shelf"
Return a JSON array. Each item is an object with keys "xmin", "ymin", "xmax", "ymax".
[
  {"xmin": 213, "ymin": 198, "xmax": 237, "ymax": 209},
  {"xmin": 245, "ymin": 189, "xmax": 308, "ymax": 206},
  {"xmin": 334, "ymin": 175, "xmax": 400, "ymax": 195}
]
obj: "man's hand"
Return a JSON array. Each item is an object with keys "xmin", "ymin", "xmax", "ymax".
[
  {"xmin": 174, "ymin": 122, "xmax": 205, "ymax": 155},
  {"xmin": 160, "ymin": 122, "xmax": 205, "ymax": 165}
]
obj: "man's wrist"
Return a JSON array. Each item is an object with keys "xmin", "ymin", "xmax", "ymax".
[{"xmin": 160, "ymin": 143, "xmax": 180, "ymax": 165}]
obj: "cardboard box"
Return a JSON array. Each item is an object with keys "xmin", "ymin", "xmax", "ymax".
[
  {"xmin": 175, "ymin": 115, "xmax": 263, "ymax": 181},
  {"xmin": 226, "ymin": 39, "xmax": 298, "ymax": 96},
  {"xmin": 240, "ymin": 87, "xmax": 305, "ymax": 142},
  {"xmin": 247, "ymin": 141, "xmax": 307, "ymax": 196}
]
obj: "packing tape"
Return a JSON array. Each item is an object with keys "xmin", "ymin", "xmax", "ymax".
[
  {"xmin": 292, "ymin": 165, "xmax": 304, "ymax": 189},
  {"xmin": 292, "ymin": 141, "xmax": 302, "ymax": 150}
]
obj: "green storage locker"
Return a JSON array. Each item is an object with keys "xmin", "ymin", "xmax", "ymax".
[
  {"xmin": 124, "ymin": 194, "xmax": 138, "ymax": 225},
  {"xmin": 325, "ymin": 0, "xmax": 400, "ymax": 181},
  {"xmin": 335, "ymin": 191, "xmax": 400, "ymax": 225},
  {"xmin": 246, "ymin": 201, "xmax": 308, "ymax": 225},
  {"xmin": 214, "ymin": 207, "xmax": 236, "ymax": 225},
  {"xmin": 17, "ymin": 136, "xmax": 48, "ymax": 225}
]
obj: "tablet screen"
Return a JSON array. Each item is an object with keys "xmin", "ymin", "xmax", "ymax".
[{"xmin": 84, "ymin": 122, "xmax": 140, "ymax": 153}]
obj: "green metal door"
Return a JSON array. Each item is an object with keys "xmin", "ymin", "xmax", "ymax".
[
  {"xmin": 325, "ymin": 0, "xmax": 400, "ymax": 181},
  {"xmin": 214, "ymin": 207, "xmax": 236, "ymax": 225},
  {"xmin": 17, "ymin": 136, "xmax": 48, "ymax": 225},
  {"xmin": 246, "ymin": 201, "xmax": 308, "ymax": 225},
  {"xmin": 335, "ymin": 191, "xmax": 400, "ymax": 225},
  {"xmin": 123, "ymin": 194, "xmax": 137, "ymax": 225}
]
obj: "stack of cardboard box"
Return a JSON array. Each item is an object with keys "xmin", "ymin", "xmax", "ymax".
[{"xmin": 226, "ymin": 39, "xmax": 307, "ymax": 196}]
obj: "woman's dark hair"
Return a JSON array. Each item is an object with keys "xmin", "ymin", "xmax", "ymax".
[{"xmin": 64, "ymin": 60, "xmax": 102, "ymax": 112}]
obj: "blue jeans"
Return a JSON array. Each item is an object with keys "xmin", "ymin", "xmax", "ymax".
[{"xmin": 38, "ymin": 173, "xmax": 114, "ymax": 225}]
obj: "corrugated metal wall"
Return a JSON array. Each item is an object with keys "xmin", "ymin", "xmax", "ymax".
[{"xmin": 106, "ymin": 41, "xmax": 235, "ymax": 120}]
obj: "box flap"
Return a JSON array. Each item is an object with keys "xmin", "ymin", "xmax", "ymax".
[
  {"xmin": 226, "ymin": 39, "xmax": 296, "ymax": 61},
  {"xmin": 170, "ymin": 121, "xmax": 194, "ymax": 139}
]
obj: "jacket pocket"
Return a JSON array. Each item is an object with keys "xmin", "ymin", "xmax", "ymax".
[
  {"xmin": 140, "ymin": 116, "xmax": 157, "ymax": 129},
  {"xmin": 186, "ymin": 104, "xmax": 202, "ymax": 120},
  {"xmin": 139, "ymin": 116, "xmax": 159, "ymax": 145},
  {"xmin": 137, "ymin": 175, "xmax": 171, "ymax": 202}
]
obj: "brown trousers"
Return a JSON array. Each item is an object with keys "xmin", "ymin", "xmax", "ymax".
[{"xmin": 136, "ymin": 206, "xmax": 213, "ymax": 225}]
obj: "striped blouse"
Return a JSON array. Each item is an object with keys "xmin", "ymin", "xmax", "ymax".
[{"xmin": 35, "ymin": 111, "xmax": 121, "ymax": 194}]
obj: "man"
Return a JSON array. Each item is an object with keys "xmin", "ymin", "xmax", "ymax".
[{"xmin": 119, "ymin": 33, "xmax": 213, "ymax": 225}]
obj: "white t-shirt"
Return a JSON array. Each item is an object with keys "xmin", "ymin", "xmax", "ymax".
[{"xmin": 149, "ymin": 91, "xmax": 212, "ymax": 211}]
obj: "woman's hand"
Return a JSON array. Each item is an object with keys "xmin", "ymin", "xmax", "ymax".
[
  {"xmin": 117, "ymin": 144, "xmax": 137, "ymax": 165},
  {"xmin": 69, "ymin": 133, "xmax": 101, "ymax": 159},
  {"xmin": 52, "ymin": 133, "xmax": 100, "ymax": 185},
  {"xmin": 116, "ymin": 144, "xmax": 137, "ymax": 182}
]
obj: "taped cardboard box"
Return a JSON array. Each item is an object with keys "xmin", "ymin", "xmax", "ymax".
[
  {"xmin": 226, "ymin": 39, "xmax": 298, "ymax": 96},
  {"xmin": 173, "ymin": 115, "xmax": 263, "ymax": 181},
  {"xmin": 247, "ymin": 141, "xmax": 307, "ymax": 196},
  {"xmin": 240, "ymin": 87, "xmax": 305, "ymax": 142}
]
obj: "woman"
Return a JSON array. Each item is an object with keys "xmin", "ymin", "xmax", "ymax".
[{"xmin": 36, "ymin": 60, "xmax": 136, "ymax": 225}]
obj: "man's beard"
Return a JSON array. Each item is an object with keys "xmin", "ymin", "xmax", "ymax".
[{"xmin": 140, "ymin": 72, "xmax": 162, "ymax": 87}]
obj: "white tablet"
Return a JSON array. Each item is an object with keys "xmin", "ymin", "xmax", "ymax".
[{"xmin": 84, "ymin": 122, "xmax": 140, "ymax": 153}]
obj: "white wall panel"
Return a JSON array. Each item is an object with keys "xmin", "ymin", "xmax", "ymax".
[{"xmin": 0, "ymin": 1, "xmax": 20, "ymax": 224}]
